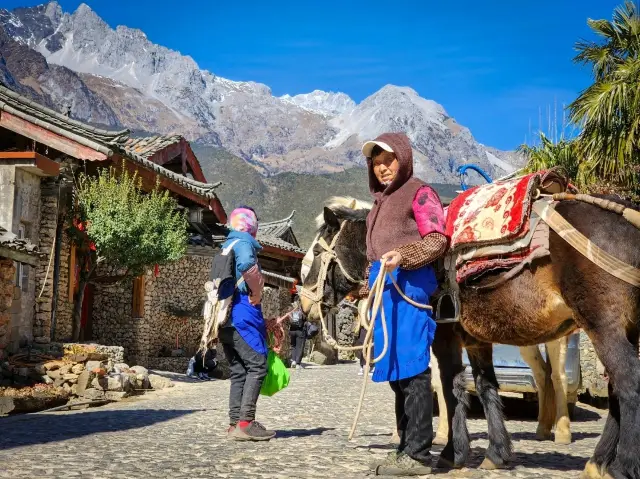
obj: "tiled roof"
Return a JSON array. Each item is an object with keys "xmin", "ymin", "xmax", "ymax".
[
  {"xmin": 256, "ymin": 233, "xmax": 305, "ymax": 255},
  {"xmin": 0, "ymin": 83, "xmax": 221, "ymax": 201},
  {"xmin": 0, "ymin": 225, "xmax": 43, "ymax": 258},
  {"xmin": 258, "ymin": 211, "xmax": 296, "ymax": 240},
  {"xmin": 122, "ymin": 135, "xmax": 183, "ymax": 158},
  {"xmin": 212, "ymin": 211, "xmax": 306, "ymax": 256}
]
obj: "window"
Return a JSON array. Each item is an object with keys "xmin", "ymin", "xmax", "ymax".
[{"xmin": 14, "ymin": 225, "xmax": 29, "ymax": 293}]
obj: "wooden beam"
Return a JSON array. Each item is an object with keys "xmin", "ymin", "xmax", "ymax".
[
  {"xmin": 0, "ymin": 111, "xmax": 108, "ymax": 161},
  {"xmin": 0, "ymin": 246, "xmax": 39, "ymax": 266},
  {"xmin": 261, "ymin": 245, "xmax": 304, "ymax": 259},
  {"xmin": 0, "ymin": 151, "xmax": 61, "ymax": 176}
]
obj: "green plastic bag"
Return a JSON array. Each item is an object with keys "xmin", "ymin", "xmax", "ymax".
[
  {"xmin": 260, "ymin": 332, "xmax": 290, "ymax": 396},
  {"xmin": 260, "ymin": 350, "xmax": 290, "ymax": 396}
]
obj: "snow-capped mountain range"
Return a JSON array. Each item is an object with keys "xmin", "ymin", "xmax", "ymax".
[{"xmin": 0, "ymin": 2, "xmax": 522, "ymax": 181}]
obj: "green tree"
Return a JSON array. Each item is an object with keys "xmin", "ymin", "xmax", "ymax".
[
  {"xmin": 68, "ymin": 164, "xmax": 188, "ymax": 341},
  {"xmin": 518, "ymin": 133, "xmax": 591, "ymax": 186},
  {"xmin": 569, "ymin": 1, "xmax": 640, "ymax": 187}
]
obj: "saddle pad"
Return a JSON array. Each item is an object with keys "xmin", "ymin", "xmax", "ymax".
[
  {"xmin": 455, "ymin": 214, "xmax": 550, "ymax": 283},
  {"xmin": 445, "ymin": 173, "xmax": 540, "ymax": 252}
]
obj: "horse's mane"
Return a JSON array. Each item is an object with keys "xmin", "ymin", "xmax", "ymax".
[
  {"xmin": 314, "ymin": 196, "xmax": 372, "ymax": 229},
  {"xmin": 317, "ymin": 206, "xmax": 369, "ymax": 237}
]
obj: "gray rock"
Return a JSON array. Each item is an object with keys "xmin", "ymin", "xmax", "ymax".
[
  {"xmin": 148, "ymin": 374, "xmax": 174, "ymax": 390},
  {"xmin": 76, "ymin": 370, "xmax": 92, "ymax": 396},
  {"xmin": 130, "ymin": 365, "xmax": 148, "ymax": 375},
  {"xmin": 71, "ymin": 363, "xmax": 84, "ymax": 374},
  {"xmin": 46, "ymin": 369, "xmax": 61, "ymax": 380},
  {"xmin": 0, "ymin": 397, "xmax": 15, "ymax": 415},
  {"xmin": 63, "ymin": 373, "xmax": 79, "ymax": 382},
  {"xmin": 105, "ymin": 391, "xmax": 129, "ymax": 402},
  {"xmin": 41, "ymin": 375, "xmax": 53, "ymax": 384},
  {"xmin": 113, "ymin": 363, "xmax": 130, "ymax": 372},
  {"xmin": 82, "ymin": 388, "xmax": 105, "ymax": 401}
]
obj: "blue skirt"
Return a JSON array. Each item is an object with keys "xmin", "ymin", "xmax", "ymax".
[
  {"xmin": 369, "ymin": 261, "xmax": 438, "ymax": 383},
  {"xmin": 230, "ymin": 294, "xmax": 268, "ymax": 356}
]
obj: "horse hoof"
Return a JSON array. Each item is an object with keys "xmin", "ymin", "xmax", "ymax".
[
  {"xmin": 436, "ymin": 456, "xmax": 461, "ymax": 470},
  {"xmin": 433, "ymin": 434, "xmax": 448, "ymax": 446},
  {"xmin": 479, "ymin": 458, "xmax": 507, "ymax": 470},
  {"xmin": 580, "ymin": 460, "xmax": 605, "ymax": 479},
  {"xmin": 536, "ymin": 426, "xmax": 553, "ymax": 441},
  {"xmin": 554, "ymin": 431, "xmax": 572, "ymax": 445}
]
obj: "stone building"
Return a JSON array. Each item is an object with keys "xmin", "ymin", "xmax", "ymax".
[
  {"xmin": 0, "ymin": 83, "xmax": 226, "ymax": 358},
  {"xmin": 0, "ymin": 83, "xmax": 305, "ymax": 371},
  {"xmin": 0, "ymin": 226, "xmax": 44, "ymax": 359}
]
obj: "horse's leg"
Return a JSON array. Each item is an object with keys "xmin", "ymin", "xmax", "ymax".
[
  {"xmin": 520, "ymin": 344, "xmax": 556, "ymax": 441},
  {"xmin": 467, "ymin": 341, "xmax": 513, "ymax": 470},
  {"xmin": 581, "ymin": 382, "xmax": 620, "ymax": 479},
  {"xmin": 431, "ymin": 323, "xmax": 469, "ymax": 469},
  {"xmin": 583, "ymin": 327, "xmax": 640, "ymax": 479},
  {"xmin": 546, "ymin": 336, "xmax": 571, "ymax": 444},
  {"xmin": 430, "ymin": 348, "xmax": 449, "ymax": 445}
]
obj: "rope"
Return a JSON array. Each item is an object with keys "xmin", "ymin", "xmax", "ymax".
[{"xmin": 298, "ymin": 221, "xmax": 433, "ymax": 439}]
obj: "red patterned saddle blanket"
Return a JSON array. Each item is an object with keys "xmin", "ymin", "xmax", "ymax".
[{"xmin": 444, "ymin": 171, "xmax": 567, "ymax": 283}]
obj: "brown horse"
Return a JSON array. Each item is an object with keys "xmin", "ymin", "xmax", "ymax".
[{"xmin": 300, "ymin": 199, "xmax": 640, "ymax": 479}]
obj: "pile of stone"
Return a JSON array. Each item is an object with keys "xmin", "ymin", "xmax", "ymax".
[
  {"xmin": 0, "ymin": 344, "xmax": 174, "ymax": 415},
  {"xmin": 38, "ymin": 357, "xmax": 173, "ymax": 405}
]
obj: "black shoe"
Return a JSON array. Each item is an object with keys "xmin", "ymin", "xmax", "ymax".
[{"xmin": 231, "ymin": 421, "xmax": 276, "ymax": 441}]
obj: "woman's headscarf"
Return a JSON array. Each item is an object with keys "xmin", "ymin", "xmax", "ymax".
[{"xmin": 228, "ymin": 207, "xmax": 259, "ymax": 237}]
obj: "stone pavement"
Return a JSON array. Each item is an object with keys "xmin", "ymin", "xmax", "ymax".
[{"xmin": 0, "ymin": 363, "xmax": 606, "ymax": 478}]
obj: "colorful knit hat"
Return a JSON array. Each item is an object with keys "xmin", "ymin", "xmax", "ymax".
[{"xmin": 228, "ymin": 207, "xmax": 259, "ymax": 237}]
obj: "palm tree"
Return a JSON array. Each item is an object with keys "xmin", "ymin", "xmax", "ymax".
[
  {"xmin": 569, "ymin": 1, "xmax": 640, "ymax": 187},
  {"xmin": 518, "ymin": 133, "xmax": 591, "ymax": 186}
]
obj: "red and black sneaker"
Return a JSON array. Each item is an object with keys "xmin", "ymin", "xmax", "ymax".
[{"xmin": 231, "ymin": 421, "xmax": 276, "ymax": 441}]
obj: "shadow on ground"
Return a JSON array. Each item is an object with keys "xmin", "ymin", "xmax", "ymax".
[{"xmin": 0, "ymin": 408, "xmax": 199, "ymax": 450}]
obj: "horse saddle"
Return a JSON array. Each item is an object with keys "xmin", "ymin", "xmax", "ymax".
[{"xmin": 434, "ymin": 169, "xmax": 568, "ymax": 323}]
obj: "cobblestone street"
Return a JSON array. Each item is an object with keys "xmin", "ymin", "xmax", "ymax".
[{"xmin": 0, "ymin": 363, "xmax": 605, "ymax": 478}]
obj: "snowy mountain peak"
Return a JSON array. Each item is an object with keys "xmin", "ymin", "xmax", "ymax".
[{"xmin": 281, "ymin": 89, "xmax": 356, "ymax": 117}]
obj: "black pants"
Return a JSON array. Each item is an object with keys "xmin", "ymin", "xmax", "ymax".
[
  {"xmin": 355, "ymin": 327, "xmax": 368, "ymax": 368},
  {"xmin": 390, "ymin": 368, "xmax": 433, "ymax": 464},
  {"xmin": 219, "ymin": 327, "xmax": 267, "ymax": 424},
  {"xmin": 289, "ymin": 328, "xmax": 306, "ymax": 364}
]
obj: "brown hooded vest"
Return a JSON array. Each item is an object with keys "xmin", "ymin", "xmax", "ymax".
[{"xmin": 365, "ymin": 133, "xmax": 425, "ymax": 262}]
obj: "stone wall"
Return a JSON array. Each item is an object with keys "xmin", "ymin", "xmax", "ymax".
[
  {"xmin": 52, "ymin": 232, "xmax": 73, "ymax": 342},
  {"xmin": 0, "ymin": 260, "xmax": 16, "ymax": 359},
  {"xmin": 579, "ymin": 331, "xmax": 608, "ymax": 397},
  {"xmin": 336, "ymin": 305, "xmax": 358, "ymax": 361},
  {"xmin": 33, "ymin": 183, "xmax": 60, "ymax": 344},
  {"xmin": 144, "ymin": 255, "xmax": 212, "ymax": 360},
  {"xmin": 91, "ymin": 279, "xmax": 144, "ymax": 363},
  {"xmin": 10, "ymin": 170, "xmax": 42, "ymax": 349},
  {"xmin": 86, "ymin": 252, "xmax": 296, "ymax": 368}
]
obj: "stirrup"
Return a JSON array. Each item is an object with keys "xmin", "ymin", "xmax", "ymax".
[{"xmin": 435, "ymin": 291, "xmax": 460, "ymax": 324}]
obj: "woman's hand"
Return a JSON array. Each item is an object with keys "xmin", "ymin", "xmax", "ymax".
[
  {"xmin": 381, "ymin": 251, "xmax": 402, "ymax": 271},
  {"xmin": 249, "ymin": 294, "xmax": 261, "ymax": 306}
]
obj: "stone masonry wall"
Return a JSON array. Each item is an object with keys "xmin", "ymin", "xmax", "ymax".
[
  {"xmin": 579, "ymin": 331, "xmax": 608, "ymax": 397},
  {"xmin": 53, "ymin": 231, "xmax": 73, "ymax": 342},
  {"xmin": 91, "ymin": 279, "xmax": 144, "ymax": 364},
  {"xmin": 33, "ymin": 185, "xmax": 59, "ymax": 344},
  {"xmin": 143, "ymin": 255, "xmax": 212, "ymax": 360},
  {"xmin": 0, "ymin": 260, "xmax": 16, "ymax": 360}
]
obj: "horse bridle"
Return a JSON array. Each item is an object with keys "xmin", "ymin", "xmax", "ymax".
[{"xmin": 299, "ymin": 223, "xmax": 364, "ymax": 316}]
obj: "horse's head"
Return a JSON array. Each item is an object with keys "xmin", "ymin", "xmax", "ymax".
[{"xmin": 299, "ymin": 205, "xmax": 369, "ymax": 320}]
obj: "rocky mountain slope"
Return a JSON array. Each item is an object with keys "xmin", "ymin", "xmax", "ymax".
[{"xmin": 0, "ymin": 2, "xmax": 523, "ymax": 184}]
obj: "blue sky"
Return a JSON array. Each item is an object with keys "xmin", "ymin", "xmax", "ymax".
[{"xmin": 5, "ymin": 0, "xmax": 623, "ymax": 150}]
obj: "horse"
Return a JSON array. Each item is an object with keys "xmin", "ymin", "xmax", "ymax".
[
  {"xmin": 301, "ymin": 197, "xmax": 574, "ymax": 446},
  {"xmin": 300, "ymin": 198, "xmax": 640, "ymax": 479}
]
